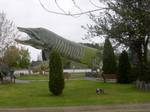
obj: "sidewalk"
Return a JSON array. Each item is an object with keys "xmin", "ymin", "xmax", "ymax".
[{"xmin": 0, "ymin": 103, "xmax": 150, "ymax": 112}]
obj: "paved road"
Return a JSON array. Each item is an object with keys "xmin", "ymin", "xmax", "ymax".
[{"xmin": 0, "ymin": 103, "xmax": 150, "ymax": 112}]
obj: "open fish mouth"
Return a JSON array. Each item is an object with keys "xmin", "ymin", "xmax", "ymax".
[
  {"xmin": 15, "ymin": 27, "xmax": 45, "ymax": 49},
  {"xmin": 17, "ymin": 27, "xmax": 41, "ymax": 41}
]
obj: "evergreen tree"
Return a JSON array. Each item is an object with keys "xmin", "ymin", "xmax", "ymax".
[
  {"xmin": 102, "ymin": 38, "xmax": 117, "ymax": 74},
  {"xmin": 49, "ymin": 50, "xmax": 64, "ymax": 95},
  {"xmin": 117, "ymin": 50, "xmax": 131, "ymax": 84}
]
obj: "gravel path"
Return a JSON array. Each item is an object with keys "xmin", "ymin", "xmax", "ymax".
[
  {"xmin": 15, "ymin": 79, "xmax": 30, "ymax": 83},
  {"xmin": 0, "ymin": 103, "xmax": 150, "ymax": 112}
]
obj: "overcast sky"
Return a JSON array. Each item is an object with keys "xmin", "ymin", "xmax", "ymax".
[{"xmin": 0, "ymin": 0, "xmax": 103, "ymax": 61}]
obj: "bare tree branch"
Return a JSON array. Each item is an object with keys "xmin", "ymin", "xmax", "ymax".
[
  {"xmin": 72, "ymin": 0, "xmax": 82, "ymax": 13},
  {"xmin": 39, "ymin": 0, "xmax": 108, "ymax": 16},
  {"xmin": 89, "ymin": 0, "xmax": 102, "ymax": 8},
  {"xmin": 54, "ymin": 0, "xmax": 67, "ymax": 14}
]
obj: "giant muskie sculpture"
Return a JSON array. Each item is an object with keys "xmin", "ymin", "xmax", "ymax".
[{"xmin": 15, "ymin": 27, "xmax": 100, "ymax": 65}]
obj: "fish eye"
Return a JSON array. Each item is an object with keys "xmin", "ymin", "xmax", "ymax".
[{"xmin": 38, "ymin": 28, "xmax": 43, "ymax": 30}]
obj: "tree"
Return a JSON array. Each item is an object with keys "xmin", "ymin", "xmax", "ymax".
[
  {"xmin": 0, "ymin": 12, "xmax": 18, "ymax": 60},
  {"xmin": 81, "ymin": 43, "xmax": 103, "ymax": 50},
  {"xmin": 117, "ymin": 50, "xmax": 131, "ymax": 84},
  {"xmin": 49, "ymin": 50, "xmax": 64, "ymax": 95},
  {"xmin": 84, "ymin": 1, "xmax": 150, "ymax": 84},
  {"xmin": 102, "ymin": 38, "xmax": 117, "ymax": 74},
  {"xmin": 3, "ymin": 46, "xmax": 20, "ymax": 67},
  {"xmin": 18, "ymin": 47, "xmax": 30, "ymax": 68},
  {"xmin": 3, "ymin": 46, "xmax": 30, "ymax": 68}
]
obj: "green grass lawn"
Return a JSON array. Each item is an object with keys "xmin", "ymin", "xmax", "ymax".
[
  {"xmin": 17, "ymin": 73, "xmax": 85, "ymax": 80},
  {"xmin": 17, "ymin": 75, "xmax": 49, "ymax": 80},
  {"xmin": 0, "ymin": 79, "xmax": 150, "ymax": 108}
]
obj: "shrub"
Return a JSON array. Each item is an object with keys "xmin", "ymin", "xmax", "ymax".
[
  {"xmin": 32, "ymin": 63, "xmax": 49, "ymax": 75},
  {"xmin": 117, "ymin": 50, "xmax": 132, "ymax": 84},
  {"xmin": 63, "ymin": 72, "xmax": 71, "ymax": 80},
  {"xmin": 49, "ymin": 51, "xmax": 64, "ymax": 95},
  {"xmin": 102, "ymin": 38, "xmax": 117, "ymax": 74}
]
